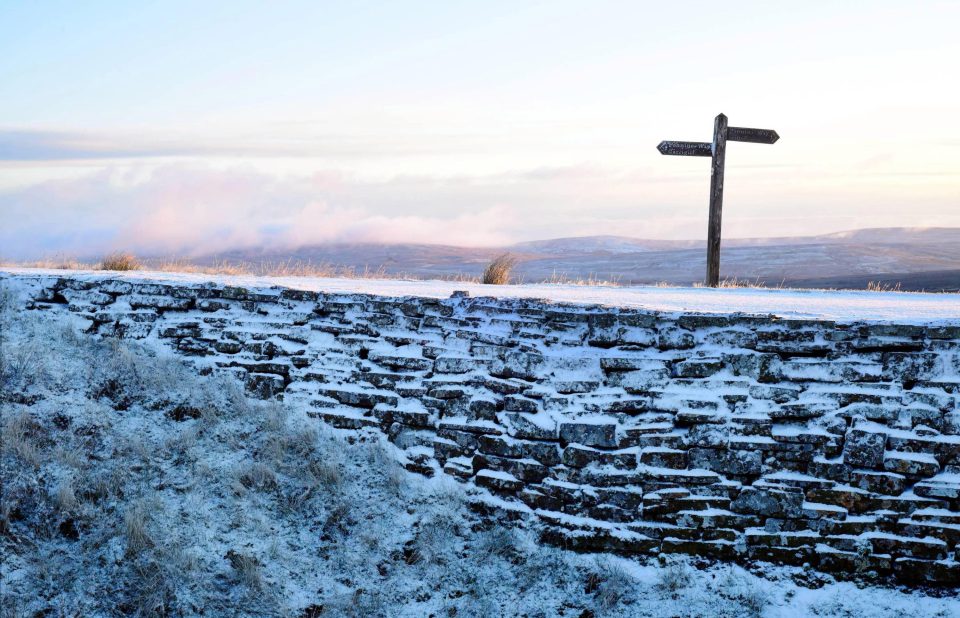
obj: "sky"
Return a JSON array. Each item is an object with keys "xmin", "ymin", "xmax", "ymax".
[{"xmin": 1, "ymin": 0, "xmax": 958, "ymax": 259}]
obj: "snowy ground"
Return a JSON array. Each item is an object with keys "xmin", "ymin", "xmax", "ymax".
[
  {"xmin": 4, "ymin": 268, "xmax": 960, "ymax": 323},
  {"xmin": 2, "ymin": 279, "xmax": 960, "ymax": 617}
]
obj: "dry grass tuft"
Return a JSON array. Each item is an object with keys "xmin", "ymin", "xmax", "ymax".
[
  {"xmin": 367, "ymin": 440, "xmax": 407, "ymax": 495},
  {"xmin": 307, "ymin": 458, "xmax": 343, "ymax": 492},
  {"xmin": 124, "ymin": 499, "xmax": 154, "ymax": 555},
  {"xmin": 0, "ymin": 256, "xmax": 95, "ymax": 270},
  {"xmin": 692, "ymin": 276, "xmax": 783, "ymax": 289},
  {"xmin": 0, "ymin": 339, "xmax": 44, "ymax": 392},
  {"xmin": 588, "ymin": 558, "xmax": 637, "ymax": 611},
  {"xmin": 238, "ymin": 461, "xmax": 279, "ymax": 492},
  {"xmin": 475, "ymin": 526, "xmax": 518, "ymax": 560},
  {"xmin": 544, "ymin": 270, "xmax": 622, "ymax": 287},
  {"xmin": 227, "ymin": 550, "xmax": 265, "ymax": 590},
  {"xmin": 718, "ymin": 570, "xmax": 771, "ymax": 618},
  {"xmin": 867, "ymin": 280, "xmax": 904, "ymax": 292},
  {"xmin": 481, "ymin": 253, "xmax": 517, "ymax": 285},
  {"xmin": 0, "ymin": 285, "xmax": 15, "ymax": 312},
  {"xmin": 54, "ymin": 479, "xmax": 79, "ymax": 513},
  {"xmin": 1, "ymin": 411, "xmax": 43, "ymax": 466},
  {"xmin": 100, "ymin": 252, "xmax": 142, "ymax": 271},
  {"xmin": 655, "ymin": 557, "xmax": 693, "ymax": 594}
]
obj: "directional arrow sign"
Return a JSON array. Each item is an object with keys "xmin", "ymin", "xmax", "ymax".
[
  {"xmin": 657, "ymin": 141, "xmax": 712, "ymax": 157},
  {"xmin": 727, "ymin": 127, "xmax": 779, "ymax": 144}
]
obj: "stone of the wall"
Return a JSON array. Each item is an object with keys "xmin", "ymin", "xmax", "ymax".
[{"xmin": 10, "ymin": 273, "xmax": 960, "ymax": 585}]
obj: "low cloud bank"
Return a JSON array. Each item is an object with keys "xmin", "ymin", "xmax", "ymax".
[
  {"xmin": 0, "ymin": 166, "xmax": 517, "ymax": 259},
  {"xmin": 2, "ymin": 162, "xmax": 942, "ymax": 262},
  {"xmin": 0, "ymin": 164, "xmax": 689, "ymax": 260}
]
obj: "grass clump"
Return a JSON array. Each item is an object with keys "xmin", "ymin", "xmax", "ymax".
[
  {"xmin": 655, "ymin": 556, "xmax": 693, "ymax": 595},
  {"xmin": 99, "ymin": 251, "xmax": 141, "ymax": 271},
  {"xmin": 587, "ymin": 557, "xmax": 637, "ymax": 611},
  {"xmin": 717, "ymin": 571, "xmax": 771, "ymax": 618},
  {"xmin": 123, "ymin": 498, "xmax": 155, "ymax": 555},
  {"xmin": 867, "ymin": 280, "xmax": 904, "ymax": 292},
  {"xmin": 481, "ymin": 252, "xmax": 517, "ymax": 284}
]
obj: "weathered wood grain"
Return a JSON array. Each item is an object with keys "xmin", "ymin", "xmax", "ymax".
[{"xmin": 706, "ymin": 113, "xmax": 728, "ymax": 288}]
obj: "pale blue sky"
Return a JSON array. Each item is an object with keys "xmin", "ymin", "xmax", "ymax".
[{"xmin": 1, "ymin": 1, "xmax": 958, "ymax": 258}]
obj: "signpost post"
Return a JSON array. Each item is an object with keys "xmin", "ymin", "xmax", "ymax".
[{"xmin": 658, "ymin": 114, "xmax": 778, "ymax": 287}]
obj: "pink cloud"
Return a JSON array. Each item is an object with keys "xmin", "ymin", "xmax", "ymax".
[
  {"xmin": 0, "ymin": 165, "xmax": 524, "ymax": 259},
  {"xmin": 4, "ymin": 162, "xmax": 940, "ymax": 261}
]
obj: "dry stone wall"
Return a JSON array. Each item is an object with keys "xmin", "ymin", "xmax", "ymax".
[{"xmin": 11, "ymin": 273, "xmax": 960, "ymax": 585}]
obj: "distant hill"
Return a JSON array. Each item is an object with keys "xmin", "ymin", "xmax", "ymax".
[
  {"xmin": 785, "ymin": 269, "xmax": 960, "ymax": 293},
  {"xmin": 190, "ymin": 227, "xmax": 960, "ymax": 288},
  {"xmin": 513, "ymin": 228, "xmax": 960, "ymax": 254},
  {"xmin": 812, "ymin": 227, "xmax": 960, "ymax": 245},
  {"xmin": 511, "ymin": 236, "xmax": 700, "ymax": 254}
]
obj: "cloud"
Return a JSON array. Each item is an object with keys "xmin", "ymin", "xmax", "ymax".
[
  {"xmin": 1, "ymin": 161, "xmax": 720, "ymax": 259},
  {"xmin": 0, "ymin": 165, "xmax": 537, "ymax": 259},
  {"xmin": 0, "ymin": 130, "xmax": 197, "ymax": 161},
  {"xmin": 4, "ymin": 162, "xmax": 955, "ymax": 261},
  {"xmin": 0, "ymin": 128, "xmax": 513, "ymax": 162}
]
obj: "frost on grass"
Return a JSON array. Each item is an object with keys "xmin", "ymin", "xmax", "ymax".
[{"xmin": 1, "ymin": 289, "xmax": 958, "ymax": 617}]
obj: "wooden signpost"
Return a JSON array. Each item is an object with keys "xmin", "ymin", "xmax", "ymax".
[{"xmin": 658, "ymin": 113, "xmax": 778, "ymax": 287}]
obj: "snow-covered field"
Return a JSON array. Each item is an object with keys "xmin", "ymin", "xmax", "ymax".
[
  {"xmin": 4, "ymin": 268, "xmax": 960, "ymax": 322},
  {"xmin": 2, "ymin": 277, "xmax": 959, "ymax": 616}
]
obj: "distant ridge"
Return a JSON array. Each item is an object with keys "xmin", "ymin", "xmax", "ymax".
[
  {"xmin": 784, "ymin": 269, "xmax": 960, "ymax": 293},
  {"xmin": 512, "ymin": 227, "xmax": 960, "ymax": 254},
  {"xmin": 188, "ymin": 227, "xmax": 960, "ymax": 287}
]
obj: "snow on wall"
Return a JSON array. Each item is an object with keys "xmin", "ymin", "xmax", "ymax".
[{"xmin": 7, "ymin": 272, "xmax": 960, "ymax": 585}]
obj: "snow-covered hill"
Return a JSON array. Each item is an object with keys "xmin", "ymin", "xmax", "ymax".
[{"xmin": 2, "ymin": 271, "xmax": 959, "ymax": 616}]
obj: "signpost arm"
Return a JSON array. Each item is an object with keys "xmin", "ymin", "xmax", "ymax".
[{"xmin": 706, "ymin": 113, "xmax": 728, "ymax": 287}]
